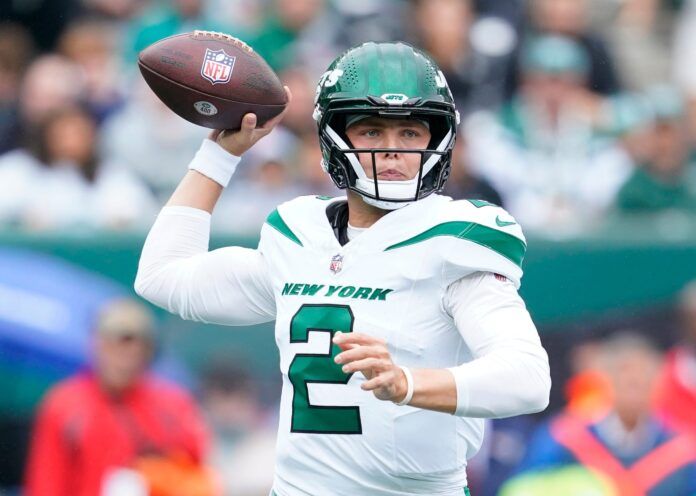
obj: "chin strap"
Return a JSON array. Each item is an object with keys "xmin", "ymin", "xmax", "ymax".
[{"xmin": 362, "ymin": 196, "xmax": 412, "ymax": 210}]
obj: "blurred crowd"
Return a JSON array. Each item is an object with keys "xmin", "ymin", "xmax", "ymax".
[
  {"xmin": 4, "ymin": 1, "xmax": 696, "ymax": 495},
  {"xmin": 1, "ymin": 0, "xmax": 696, "ymax": 235}
]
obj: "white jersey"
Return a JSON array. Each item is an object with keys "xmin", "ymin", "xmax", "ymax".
[
  {"xmin": 136, "ymin": 193, "xmax": 546, "ymax": 496},
  {"xmin": 259, "ymin": 194, "xmax": 525, "ymax": 495}
]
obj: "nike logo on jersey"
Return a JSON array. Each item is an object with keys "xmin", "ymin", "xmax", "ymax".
[
  {"xmin": 282, "ymin": 282, "xmax": 394, "ymax": 301},
  {"xmin": 495, "ymin": 216, "xmax": 516, "ymax": 227}
]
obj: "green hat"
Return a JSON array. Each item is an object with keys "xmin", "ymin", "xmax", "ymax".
[{"xmin": 522, "ymin": 35, "xmax": 590, "ymax": 77}]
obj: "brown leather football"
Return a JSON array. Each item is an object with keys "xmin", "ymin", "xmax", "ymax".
[{"xmin": 138, "ymin": 30, "xmax": 287, "ymax": 130}]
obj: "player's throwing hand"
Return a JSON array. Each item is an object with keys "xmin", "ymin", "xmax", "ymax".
[
  {"xmin": 333, "ymin": 332, "xmax": 409, "ymax": 403},
  {"xmin": 210, "ymin": 85, "xmax": 292, "ymax": 157}
]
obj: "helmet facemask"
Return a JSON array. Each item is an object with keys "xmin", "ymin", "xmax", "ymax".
[{"xmin": 319, "ymin": 107, "xmax": 456, "ymax": 210}]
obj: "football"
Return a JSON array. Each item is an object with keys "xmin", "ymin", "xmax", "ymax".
[{"xmin": 138, "ymin": 30, "xmax": 287, "ymax": 130}]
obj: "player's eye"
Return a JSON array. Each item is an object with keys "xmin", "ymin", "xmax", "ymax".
[
  {"xmin": 403, "ymin": 129, "xmax": 420, "ymax": 138},
  {"xmin": 362, "ymin": 129, "xmax": 380, "ymax": 137}
]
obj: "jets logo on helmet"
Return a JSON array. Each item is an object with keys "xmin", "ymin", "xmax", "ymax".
[
  {"xmin": 314, "ymin": 42, "xmax": 459, "ymax": 210},
  {"xmin": 381, "ymin": 94, "xmax": 409, "ymax": 105}
]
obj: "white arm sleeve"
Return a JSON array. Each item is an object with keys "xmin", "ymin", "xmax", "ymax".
[
  {"xmin": 134, "ymin": 206, "xmax": 276, "ymax": 325},
  {"xmin": 443, "ymin": 272, "xmax": 551, "ymax": 418}
]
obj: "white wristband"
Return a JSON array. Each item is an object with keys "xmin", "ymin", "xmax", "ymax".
[
  {"xmin": 394, "ymin": 366, "xmax": 414, "ymax": 406},
  {"xmin": 188, "ymin": 138, "xmax": 241, "ymax": 188}
]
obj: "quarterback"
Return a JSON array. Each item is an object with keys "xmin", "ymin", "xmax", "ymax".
[{"xmin": 136, "ymin": 42, "xmax": 550, "ymax": 495}]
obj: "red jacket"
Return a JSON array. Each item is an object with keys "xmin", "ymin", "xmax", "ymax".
[
  {"xmin": 25, "ymin": 372, "xmax": 209, "ymax": 496},
  {"xmin": 655, "ymin": 348, "xmax": 696, "ymax": 436}
]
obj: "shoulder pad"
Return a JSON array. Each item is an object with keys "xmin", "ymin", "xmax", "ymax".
[
  {"xmin": 384, "ymin": 198, "xmax": 526, "ymax": 287},
  {"xmin": 443, "ymin": 199, "xmax": 526, "ymax": 247},
  {"xmin": 444, "ymin": 199, "xmax": 526, "ymax": 287}
]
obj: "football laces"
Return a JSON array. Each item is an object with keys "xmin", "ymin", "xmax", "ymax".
[{"xmin": 192, "ymin": 30, "xmax": 254, "ymax": 54}]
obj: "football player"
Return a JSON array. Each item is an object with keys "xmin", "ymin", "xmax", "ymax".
[{"xmin": 136, "ymin": 42, "xmax": 551, "ymax": 496}]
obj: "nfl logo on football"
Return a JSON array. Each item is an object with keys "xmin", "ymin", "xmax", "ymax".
[
  {"xmin": 329, "ymin": 254, "xmax": 343, "ymax": 274},
  {"xmin": 201, "ymin": 48, "xmax": 236, "ymax": 85}
]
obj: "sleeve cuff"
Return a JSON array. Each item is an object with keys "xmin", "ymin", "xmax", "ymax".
[
  {"xmin": 159, "ymin": 205, "xmax": 212, "ymax": 221},
  {"xmin": 447, "ymin": 366, "xmax": 471, "ymax": 416}
]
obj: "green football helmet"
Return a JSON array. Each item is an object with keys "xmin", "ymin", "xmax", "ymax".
[{"xmin": 313, "ymin": 42, "xmax": 459, "ymax": 210}]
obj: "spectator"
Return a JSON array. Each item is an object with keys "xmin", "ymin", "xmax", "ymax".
[
  {"xmin": 528, "ymin": 0, "xmax": 621, "ymax": 95},
  {"xmin": 214, "ymin": 158, "xmax": 303, "ymax": 234},
  {"xmin": 673, "ymin": 0, "xmax": 696, "ymax": 98},
  {"xmin": 18, "ymin": 55, "xmax": 84, "ymax": 127},
  {"xmin": 603, "ymin": 91, "xmax": 658, "ymax": 169},
  {"xmin": 25, "ymin": 298, "xmax": 216, "ymax": 496},
  {"xmin": 654, "ymin": 280, "xmax": 696, "ymax": 436},
  {"xmin": 561, "ymin": 340, "xmax": 613, "ymax": 422},
  {"xmin": 513, "ymin": 333, "xmax": 696, "ymax": 496},
  {"xmin": 81, "ymin": 0, "xmax": 145, "ymax": 20},
  {"xmin": 253, "ymin": 0, "xmax": 398, "ymax": 77},
  {"xmin": 99, "ymin": 78, "xmax": 207, "ymax": 202},
  {"xmin": 0, "ymin": 23, "xmax": 34, "ymax": 154},
  {"xmin": 330, "ymin": 0, "xmax": 406, "ymax": 56},
  {"xmin": 0, "ymin": 105, "xmax": 157, "ymax": 230},
  {"xmin": 476, "ymin": 339, "xmax": 610, "ymax": 496},
  {"xmin": 57, "ymin": 17, "xmax": 126, "ymax": 123},
  {"xmin": 616, "ymin": 86, "xmax": 696, "ymax": 212},
  {"xmin": 466, "ymin": 36, "xmax": 632, "ymax": 233},
  {"xmin": 0, "ymin": 0, "xmax": 83, "ymax": 51},
  {"xmin": 442, "ymin": 135, "xmax": 503, "ymax": 206},
  {"xmin": 592, "ymin": 0, "xmax": 674, "ymax": 90},
  {"xmin": 251, "ymin": 0, "xmax": 329, "ymax": 73},
  {"xmin": 294, "ymin": 133, "xmax": 338, "ymax": 197},
  {"xmin": 277, "ymin": 67, "xmax": 319, "ymax": 138},
  {"xmin": 125, "ymin": 0, "xmax": 231, "ymax": 63},
  {"xmin": 200, "ymin": 359, "xmax": 276, "ymax": 496},
  {"xmin": 410, "ymin": 0, "xmax": 517, "ymax": 116}
]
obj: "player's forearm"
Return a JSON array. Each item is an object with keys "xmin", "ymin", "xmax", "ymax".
[
  {"xmin": 406, "ymin": 368, "xmax": 458, "ymax": 414},
  {"xmin": 399, "ymin": 361, "xmax": 549, "ymax": 417},
  {"xmin": 395, "ymin": 350, "xmax": 550, "ymax": 418},
  {"xmin": 166, "ymin": 170, "xmax": 223, "ymax": 213}
]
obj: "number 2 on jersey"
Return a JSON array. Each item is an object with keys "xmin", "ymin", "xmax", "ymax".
[{"xmin": 288, "ymin": 304, "xmax": 362, "ymax": 434}]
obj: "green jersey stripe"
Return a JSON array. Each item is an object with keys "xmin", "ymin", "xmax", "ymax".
[
  {"xmin": 384, "ymin": 221, "xmax": 526, "ymax": 267},
  {"xmin": 266, "ymin": 209, "xmax": 303, "ymax": 247}
]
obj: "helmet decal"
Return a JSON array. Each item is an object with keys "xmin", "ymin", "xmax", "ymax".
[
  {"xmin": 380, "ymin": 93, "xmax": 410, "ymax": 105},
  {"xmin": 314, "ymin": 69, "xmax": 344, "ymax": 104}
]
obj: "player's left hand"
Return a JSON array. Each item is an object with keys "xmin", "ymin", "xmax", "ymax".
[{"xmin": 333, "ymin": 332, "xmax": 408, "ymax": 403}]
